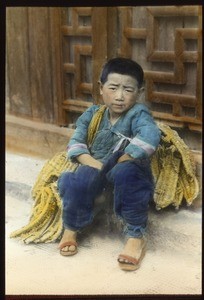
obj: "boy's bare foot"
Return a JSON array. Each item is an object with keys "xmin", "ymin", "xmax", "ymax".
[
  {"xmin": 118, "ymin": 237, "xmax": 146, "ymax": 271},
  {"xmin": 58, "ymin": 229, "xmax": 78, "ymax": 256}
]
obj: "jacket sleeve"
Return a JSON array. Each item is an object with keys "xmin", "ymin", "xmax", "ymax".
[
  {"xmin": 67, "ymin": 105, "xmax": 99, "ymax": 160},
  {"xmin": 124, "ymin": 106, "xmax": 161, "ymax": 159}
]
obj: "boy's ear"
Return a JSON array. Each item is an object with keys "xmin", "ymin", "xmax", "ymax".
[
  {"xmin": 98, "ymin": 80, "xmax": 103, "ymax": 95},
  {"xmin": 137, "ymin": 87, "xmax": 145, "ymax": 98},
  {"xmin": 137, "ymin": 87, "xmax": 145, "ymax": 103},
  {"xmin": 138, "ymin": 86, "xmax": 145, "ymax": 94}
]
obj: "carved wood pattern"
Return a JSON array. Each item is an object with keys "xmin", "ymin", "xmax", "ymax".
[
  {"xmin": 60, "ymin": 8, "xmax": 92, "ymax": 123},
  {"xmin": 60, "ymin": 7, "xmax": 107, "ymax": 124},
  {"xmin": 118, "ymin": 6, "xmax": 202, "ymax": 131}
]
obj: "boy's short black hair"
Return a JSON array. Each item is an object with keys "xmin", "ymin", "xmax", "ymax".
[{"xmin": 100, "ymin": 57, "xmax": 144, "ymax": 88}]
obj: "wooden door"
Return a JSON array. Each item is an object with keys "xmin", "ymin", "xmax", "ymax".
[{"xmin": 58, "ymin": 6, "xmax": 202, "ymax": 131}]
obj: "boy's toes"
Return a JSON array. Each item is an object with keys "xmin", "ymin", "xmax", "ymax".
[
  {"xmin": 61, "ymin": 245, "xmax": 69, "ymax": 252},
  {"xmin": 59, "ymin": 241, "xmax": 78, "ymax": 256},
  {"xmin": 118, "ymin": 257, "xmax": 128, "ymax": 263},
  {"xmin": 68, "ymin": 245, "xmax": 76, "ymax": 252},
  {"xmin": 61, "ymin": 245, "xmax": 76, "ymax": 253}
]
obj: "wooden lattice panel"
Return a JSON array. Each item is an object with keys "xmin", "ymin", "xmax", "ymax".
[
  {"xmin": 60, "ymin": 7, "xmax": 108, "ymax": 124},
  {"xmin": 61, "ymin": 8, "xmax": 93, "ymax": 123},
  {"xmin": 118, "ymin": 6, "xmax": 202, "ymax": 131}
]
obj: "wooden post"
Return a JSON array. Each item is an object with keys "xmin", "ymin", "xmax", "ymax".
[{"xmin": 92, "ymin": 7, "xmax": 108, "ymax": 104}]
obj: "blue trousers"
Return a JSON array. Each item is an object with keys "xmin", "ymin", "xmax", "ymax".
[{"xmin": 57, "ymin": 156, "xmax": 154, "ymax": 238}]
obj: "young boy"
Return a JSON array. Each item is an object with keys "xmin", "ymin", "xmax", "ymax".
[{"xmin": 57, "ymin": 58, "xmax": 161, "ymax": 271}]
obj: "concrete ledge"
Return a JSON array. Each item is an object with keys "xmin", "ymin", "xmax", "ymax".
[
  {"xmin": 6, "ymin": 115, "xmax": 74, "ymax": 159},
  {"xmin": 6, "ymin": 114, "xmax": 202, "ymax": 161}
]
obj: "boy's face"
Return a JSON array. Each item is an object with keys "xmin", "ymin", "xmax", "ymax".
[{"xmin": 100, "ymin": 73, "xmax": 140, "ymax": 118}]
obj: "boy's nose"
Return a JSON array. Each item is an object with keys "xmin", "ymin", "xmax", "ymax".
[{"xmin": 115, "ymin": 89, "xmax": 124, "ymax": 101}]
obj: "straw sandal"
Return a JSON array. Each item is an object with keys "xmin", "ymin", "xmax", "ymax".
[
  {"xmin": 118, "ymin": 240, "xmax": 146, "ymax": 271},
  {"xmin": 59, "ymin": 241, "xmax": 78, "ymax": 256}
]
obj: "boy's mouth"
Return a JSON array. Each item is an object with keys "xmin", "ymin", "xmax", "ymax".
[{"xmin": 112, "ymin": 104, "xmax": 124, "ymax": 109}]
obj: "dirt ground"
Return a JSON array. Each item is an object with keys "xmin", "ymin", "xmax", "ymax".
[{"xmin": 5, "ymin": 151, "xmax": 202, "ymax": 296}]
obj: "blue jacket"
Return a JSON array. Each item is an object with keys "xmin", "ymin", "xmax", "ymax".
[{"xmin": 67, "ymin": 104, "xmax": 161, "ymax": 163}]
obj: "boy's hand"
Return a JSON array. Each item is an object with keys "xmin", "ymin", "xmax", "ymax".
[
  {"xmin": 90, "ymin": 160, "xmax": 103, "ymax": 170},
  {"xmin": 117, "ymin": 153, "xmax": 134, "ymax": 163},
  {"xmin": 101, "ymin": 150, "xmax": 124, "ymax": 175},
  {"xmin": 76, "ymin": 154, "xmax": 103, "ymax": 170}
]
